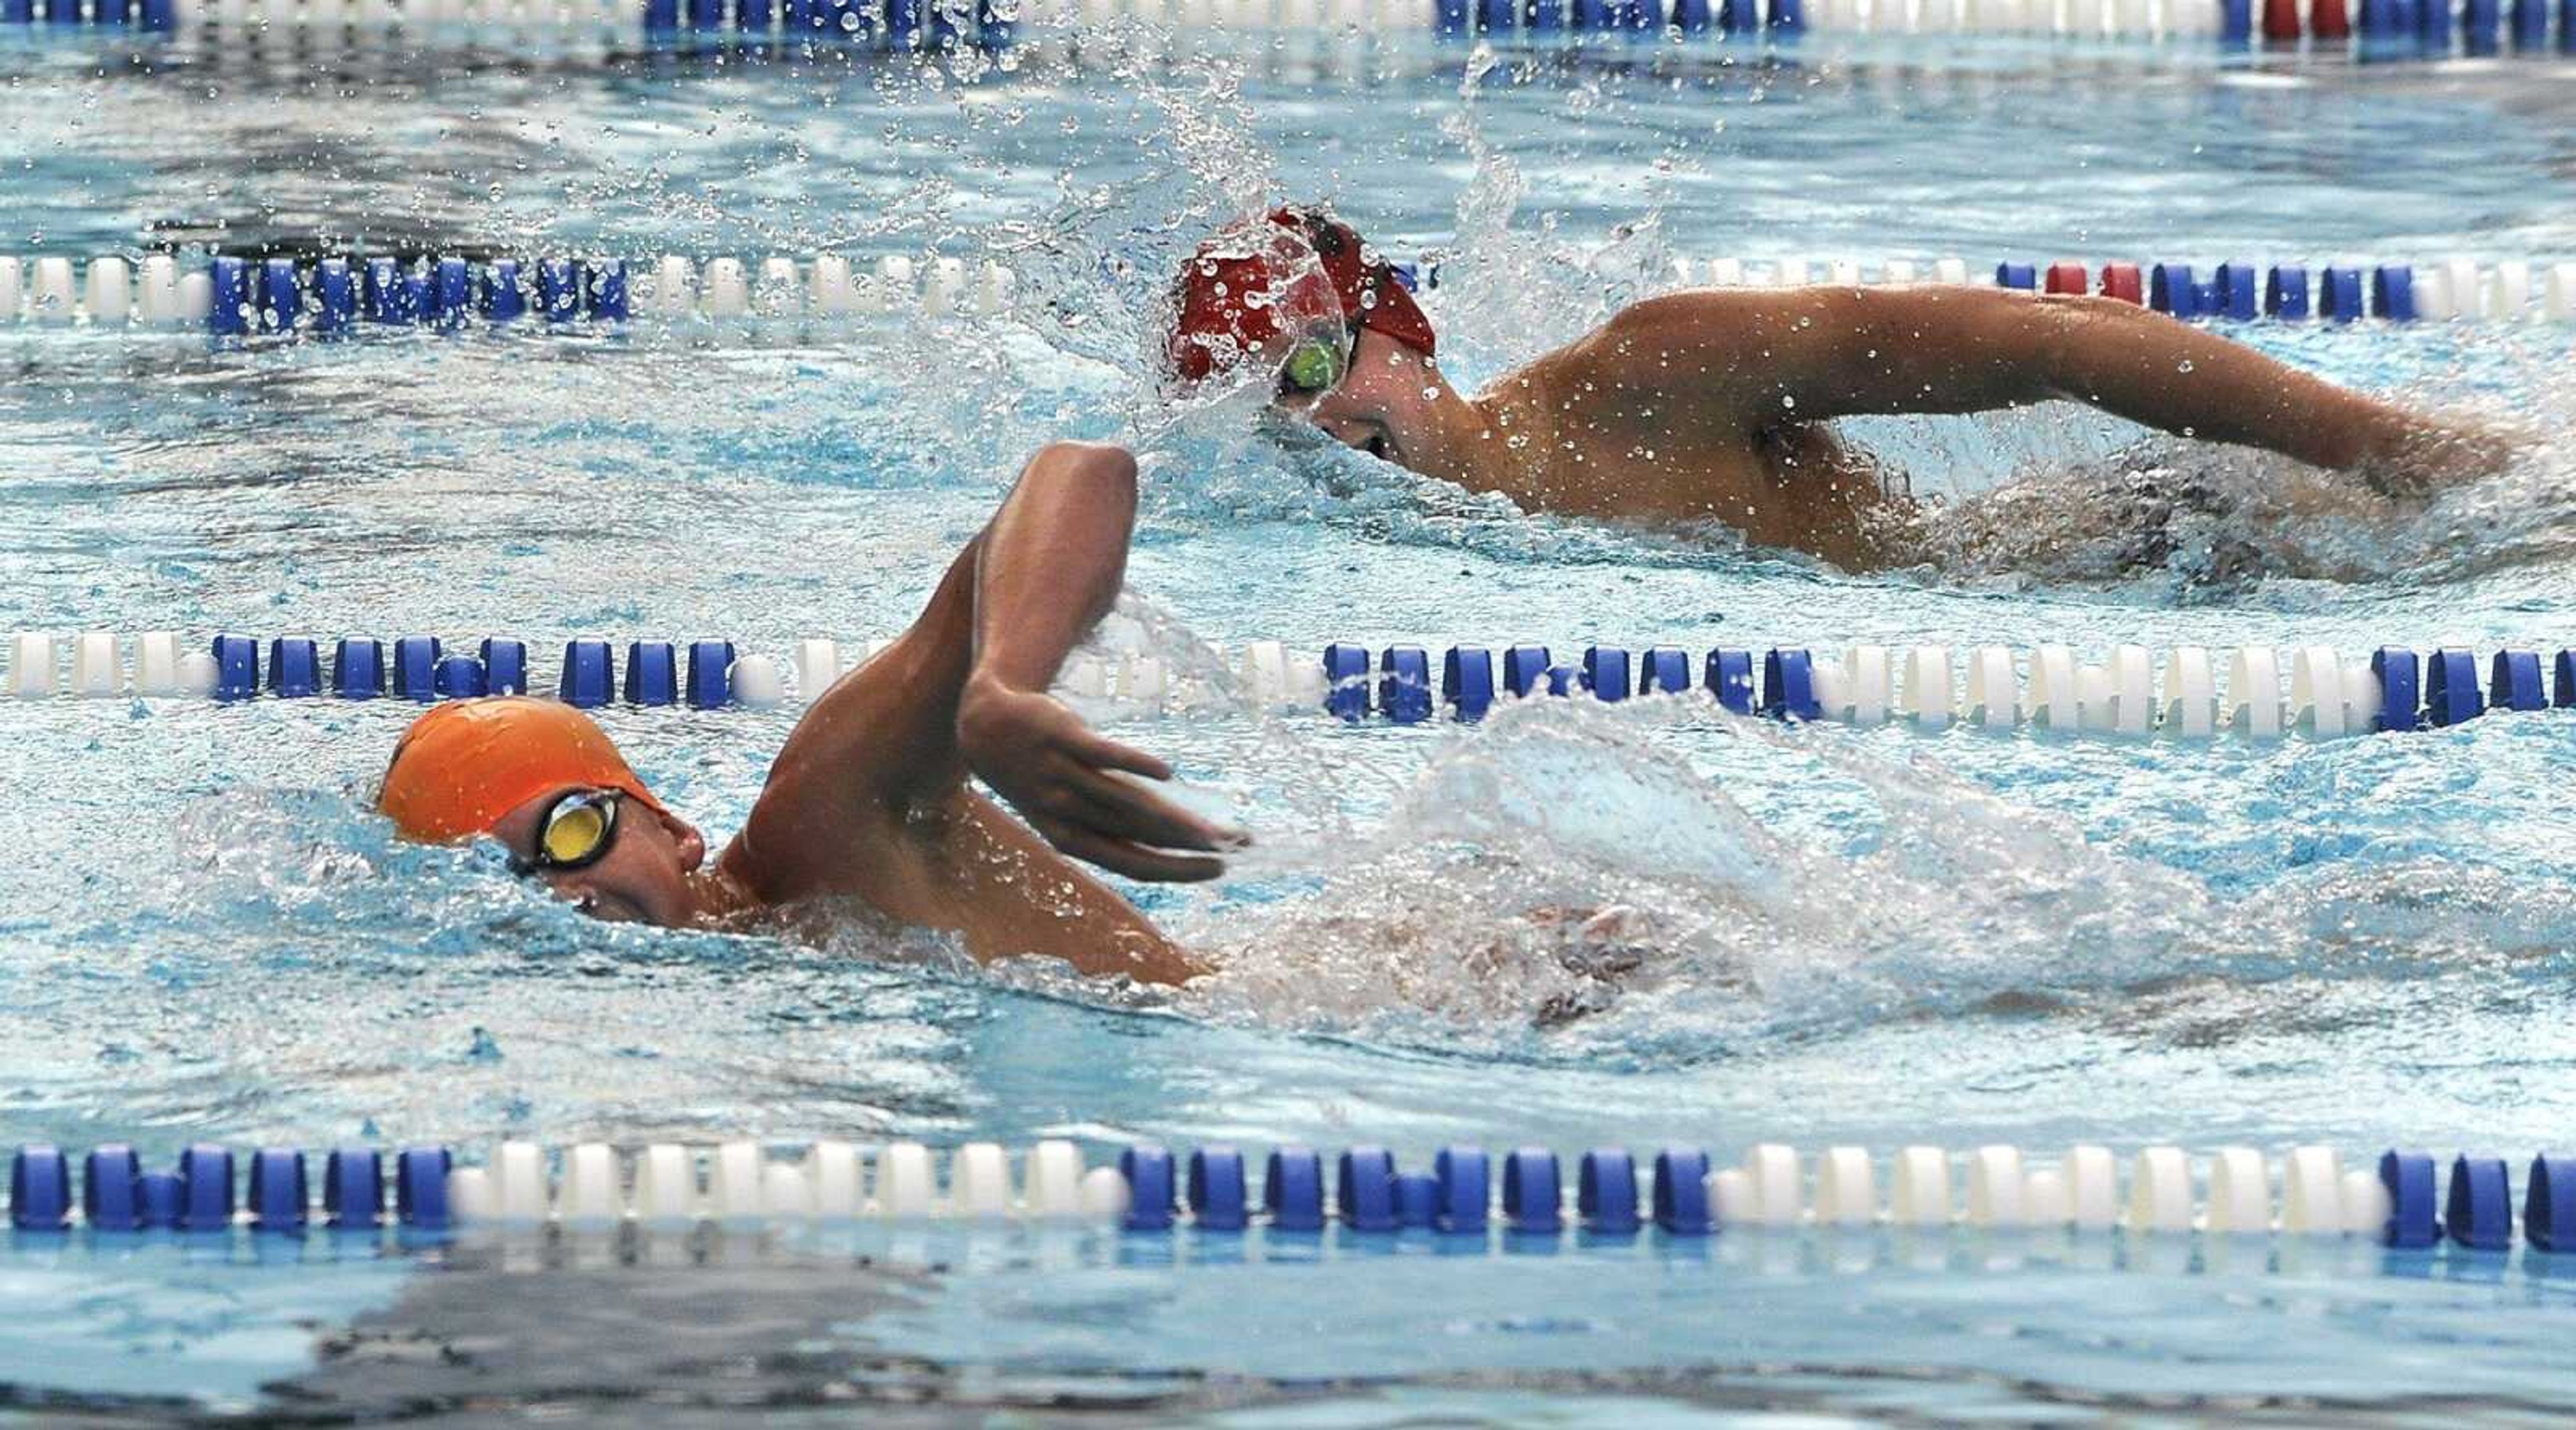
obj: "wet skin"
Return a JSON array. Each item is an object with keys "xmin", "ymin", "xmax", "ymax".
[
  {"xmin": 1282, "ymin": 285, "xmax": 2515, "ymax": 570},
  {"xmin": 484, "ymin": 442, "xmax": 1227, "ymax": 987}
]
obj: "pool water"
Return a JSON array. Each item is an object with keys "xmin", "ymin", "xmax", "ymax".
[{"xmin": 1, "ymin": 21, "xmax": 2574, "ymax": 1421}]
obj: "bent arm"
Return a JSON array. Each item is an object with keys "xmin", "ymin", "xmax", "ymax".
[
  {"xmin": 729, "ymin": 440, "xmax": 1223, "ymax": 901},
  {"xmin": 966, "ymin": 440, "xmax": 1140, "ymax": 695},
  {"xmin": 1614, "ymin": 287, "xmax": 2494, "ymax": 476}
]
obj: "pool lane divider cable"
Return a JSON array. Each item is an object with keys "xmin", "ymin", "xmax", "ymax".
[
  {"xmin": 8, "ymin": 0, "xmax": 2576, "ymax": 53},
  {"xmin": 5, "ymin": 632, "xmax": 2572, "ymax": 742},
  {"xmin": 4, "ymin": 1140, "xmax": 2571, "ymax": 1253},
  {"xmin": 0, "ymin": 253, "xmax": 1017, "ymax": 330},
  {"xmin": 0, "ymin": 252, "xmax": 2571, "ymax": 333}
]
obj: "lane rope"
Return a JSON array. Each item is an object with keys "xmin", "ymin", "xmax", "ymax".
[
  {"xmin": 7, "ymin": 0, "xmax": 2575, "ymax": 50},
  {"xmin": 7, "ymin": 632, "xmax": 2569, "ymax": 741},
  {"xmin": 1, "ymin": 251, "xmax": 2570, "ymax": 332},
  {"xmin": 3, "ymin": 1139, "xmax": 2563, "ymax": 1252}
]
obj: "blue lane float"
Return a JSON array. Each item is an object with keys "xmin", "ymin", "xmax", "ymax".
[
  {"xmin": 82, "ymin": 1145, "xmax": 142, "ymax": 1231},
  {"xmin": 2379, "ymin": 1150, "xmax": 2439, "ymax": 1249},
  {"xmin": 2211, "ymin": 260, "xmax": 2261, "ymax": 320},
  {"xmin": 1323, "ymin": 642, "xmax": 1369, "ymax": 724},
  {"xmin": 1639, "ymin": 646, "xmax": 1690, "ymax": 697},
  {"xmin": 1578, "ymin": 1148, "xmax": 1641, "ymax": 1233},
  {"xmin": 1436, "ymin": 1146, "xmax": 1491, "ymax": 1233},
  {"xmin": 1264, "ymin": 1147, "xmax": 1326, "ymax": 1232},
  {"xmin": 2445, "ymin": 1154, "xmax": 2513, "ymax": 1251},
  {"xmin": 1761, "ymin": 648, "xmax": 1819, "ymax": 721},
  {"xmin": 395, "ymin": 1146, "xmax": 451, "ymax": 1229},
  {"xmin": 560, "ymin": 639, "xmax": 616, "ymax": 708},
  {"xmin": 2149, "ymin": 262, "xmax": 2197, "ymax": 317},
  {"xmin": 392, "ymin": 636, "xmax": 441, "ymax": 702},
  {"xmin": 1704, "ymin": 648, "xmax": 1756, "ymax": 714},
  {"xmin": 2424, "ymin": 648, "xmax": 2483, "ymax": 727},
  {"xmin": 623, "ymin": 641, "xmax": 680, "ymax": 707},
  {"xmin": 1581, "ymin": 645, "xmax": 1631, "ymax": 702},
  {"xmin": 266, "ymin": 637, "xmax": 321, "ymax": 698},
  {"xmin": 1653, "ymin": 1148, "xmax": 1713, "ymax": 1234},
  {"xmin": 1442, "ymin": 645, "xmax": 1495, "ymax": 722},
  {"xmin": 2490, "ymin": 650, "xmax": 2544, "ymax": 711},
  {"xmin": 1337, "ymin": 1147, "xmax": 1399, "ymax": 1232},
  {"xmin": 1503, "ymin": 1147, "xmax": 1564, "ymax": 1234},
  {"xmin": 484, "ymin": 637, "xmax": 529, "ymax": 697},
  {"xmin": 2369, "ymin": 646, "xmax": 2422, "ymax": 733},
  {"xmin": 1117, "ymin": 1145, "xmax": 1175, "ymax": 1232},
  {"xmin": 2526, "ymin": 1155, "xmax": 2576, "ymax": 1252},
  {"xmin": 1379, "ymin": 645, "xmax": 1432, "ymax": 724},
  {"xmin": 1187, "ymin": 1147, "xmax": 1248, "ymax": 1231},
  {"xmin": 325, "ymin": 1147, "xmax": 384, "ymax": 1229},
  {"xmin": 211, "ymin": 633, "xmax": 257, "ymax": 701},
  {"xmin": 9, "ymin": 1145, "xmax": 68, "ymax": 1230}
]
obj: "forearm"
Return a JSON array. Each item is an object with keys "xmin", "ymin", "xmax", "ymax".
[
  {"xmin": 1736, "ymin": 287, "xmax": 2440, "ymax": 473},
  {"xmin": 969, "ymin": 441, "xmax": 1140, "ymax": 695},
  {"xmin": 2027, "ymin": 297, "xmax": 2430, "ymax": 470}
]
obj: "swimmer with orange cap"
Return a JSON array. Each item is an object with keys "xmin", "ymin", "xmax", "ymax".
[
  {"xmin": 1170, "ymin": 207, "xmax": 2514, "ymax": 570},
  {"xmin": 378, "ymin": 441, "xmax": 1228, "ymax": 986}
]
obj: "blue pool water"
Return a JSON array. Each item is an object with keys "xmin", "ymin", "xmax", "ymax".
[{"xmin": 0, "ymin": 21, "xmax": 2573, "ymax": 1421}]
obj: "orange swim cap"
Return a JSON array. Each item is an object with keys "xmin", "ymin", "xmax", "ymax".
[{"xmin": 376, "ymin": 697, "xmax": 667, "ymax": 844}]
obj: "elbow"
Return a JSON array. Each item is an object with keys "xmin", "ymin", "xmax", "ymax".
[
  {"xmin": 1037, "ymin": 440, "xmax": 1138, "ymax": 492},
  {"xmin": 2017, "ymin": 293, "xmax": 2166, "ymax": 401}
]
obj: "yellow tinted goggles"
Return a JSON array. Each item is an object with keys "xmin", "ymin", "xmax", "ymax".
[{"xmin": 513, "ymin": 788, "xmax": 625, "ymax": 875}]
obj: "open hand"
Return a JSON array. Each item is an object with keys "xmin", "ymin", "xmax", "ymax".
[
  {"xmin": 955, "ymin": 676, "xmax": 1238, "ymax": 882},
  {"xmin": 2361, "ymin": 419, "xmax": 2525, "ymax": 499}
]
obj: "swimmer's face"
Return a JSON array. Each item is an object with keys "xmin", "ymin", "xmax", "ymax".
[
  {"xmin": 487, "ymin": 785, "xmax": 706, "ymax": 927},
  {"xmin": 1273, "ymin": 327, "xmax": 1440, "ymax": 472}
]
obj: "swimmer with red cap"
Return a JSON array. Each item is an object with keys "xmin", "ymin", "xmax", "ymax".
[
  {"xmin": 1170, "ymin": 207, "xmax": 2515, "ymax": 569},
  {"xmin": 378, "ymin": 442, "xmax": 1226, "ymax": 986}
]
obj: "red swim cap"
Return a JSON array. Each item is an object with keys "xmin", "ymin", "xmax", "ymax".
[{"xmin": 1166, "ymin": 207, "xmax": 1436, "ymax": 387}]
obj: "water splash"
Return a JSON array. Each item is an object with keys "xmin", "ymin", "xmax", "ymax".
[
  {"xmin": 1168, "ymin": 697, "xmax": 2237, "ymax": 1058},
  {"xmin": 1880, "ymin": 420, "xmax": 2576, "ymax": 599}
]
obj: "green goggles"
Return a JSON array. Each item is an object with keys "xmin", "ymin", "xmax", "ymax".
[{"xmin": 1277, "ymin": 330, "xmax": 1350, "ymax": 398}]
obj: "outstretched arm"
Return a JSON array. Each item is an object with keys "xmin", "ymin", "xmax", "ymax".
[{"xmin": 1601, "ymin": 286, "xmax": 2512, "ymax": 484}]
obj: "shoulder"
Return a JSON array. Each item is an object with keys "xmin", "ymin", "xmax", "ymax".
[{"xmin": 1538, "ymin": 289, "xmax": 1795, "ymax": 391}]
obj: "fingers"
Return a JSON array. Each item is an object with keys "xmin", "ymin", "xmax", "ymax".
[
  {"xmin": 1065, "ymin": 728, "xmax": 1173, "ymax": 782},
  {"xmin": 1067, "ymin": 773, "xmax": 1242, "ymax": 854},
  {"xmin": 1038, "ymin": 820, "xmax": 1227, "ymax": 883}
]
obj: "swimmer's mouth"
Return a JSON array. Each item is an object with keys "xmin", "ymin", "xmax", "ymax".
[{"xmin": 1256, "ymin": 411, "xmax": 1403, "ymax": 472}]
